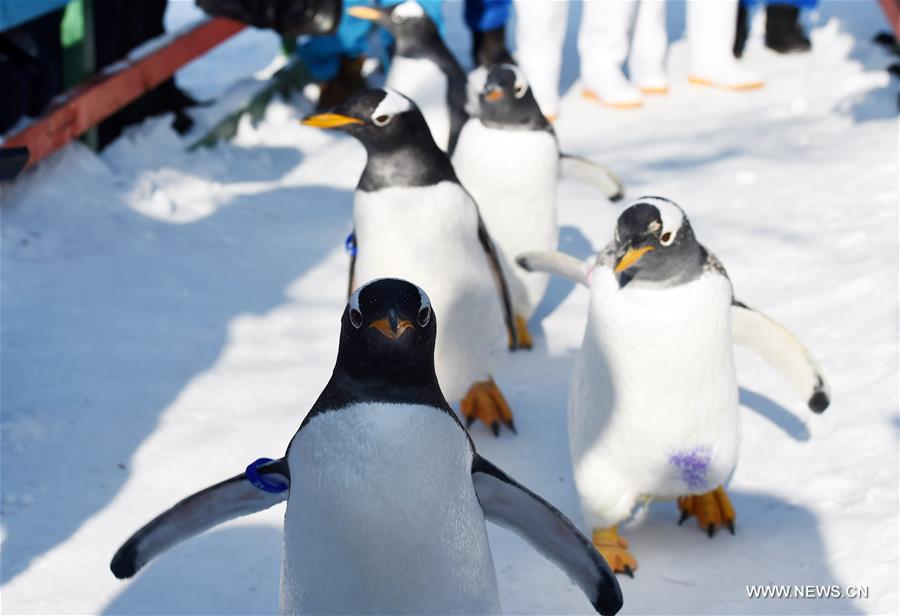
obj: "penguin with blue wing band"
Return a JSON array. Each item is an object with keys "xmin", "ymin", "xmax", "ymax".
[
  {"xmin": 110, "ymin": 279, "xmax": 623, "ymax": 616},
  {"xmin": 302, "ymin": 88, "xmax": 520, "ymax": 435},
  {"xmin": 110, "ymin": 458, "xmax": 288, "ymax": 580},
  {"xmin": 517, "ymin": 196, "xmax": 830, "ymax": 575}
]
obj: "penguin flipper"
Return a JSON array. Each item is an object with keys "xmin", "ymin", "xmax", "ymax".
[
  {"xmin": 433, "ymin": 39, "xmax": 469, "ymax": 155},
  {"xmin": 516, "ymin": 251, "xmax": 590, "ymax": 287},
  {"xmin": 558, "ymin": 154, "xmax": 625, "ymax": 202},
  {"xmin": 110, "ymin": 458, "xmax": 289, "ymax": 579},
  {"xmin": 731, "ymin": 300, "xmax": 830, "ymax": 413},
  {"xmin": 477, "ymin": 216, "xmax": 519, "ymax": 349},
  {"xmin": 471, "ymin": 455, "xmax": 623, "ymax": 616}
]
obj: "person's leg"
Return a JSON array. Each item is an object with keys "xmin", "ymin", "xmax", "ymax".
[
  {"xmin": 466, "ymin": 0, "xmax": 513, "ymax": 66},
  {"xmin": 0, "ymin": 58, "xmax": 28, "ymax": 133},
  {"xmin": 765, "ymin": 0, "xmax": 814, "ymax": 53},
  {"xmin": 513, "ymin": 0, "xmax": 568, "ymax": 118},
  {"xmin": 733, "ymin": 0, "xmax": 757, "ymax": 57},
  {"xmin": 579, "ymin": 0, "xmax": 643, "ymax": 108},
  {"xmin": 92, "ymin": 0, "xmax": 197, "ymax": 146},
  {"xmin": 629, "ymin": 0, "xmax": 668, "ymax": 94},
  {"xmin": 688, "ymin": 0, "xmax": 763, "ymax": 89}
]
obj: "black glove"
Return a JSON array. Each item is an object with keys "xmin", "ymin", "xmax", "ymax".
[{"xmin": 197, "ymin": 0, "xmax": 343, "ymax": 36}]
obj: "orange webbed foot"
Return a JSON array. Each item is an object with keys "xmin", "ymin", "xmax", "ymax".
[
  {"xmin": 592, "ymin": 527, "xmax": 637, "ymax": 577},
  {"xmin": 677, "ymin": 486, "xmax": 736, "ymax": 537},
  {"xmin": 460, "ymin": 378, "xmax": 515, "ymax": 436}
]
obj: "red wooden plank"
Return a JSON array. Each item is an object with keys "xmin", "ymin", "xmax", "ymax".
[{"xmin": 2, "ymin": 17, "xmax": 245, "ymax": 171}]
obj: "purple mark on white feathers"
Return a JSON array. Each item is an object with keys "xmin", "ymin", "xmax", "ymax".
[{"xmin": 669, "ymin": 447, "xmax": 712, "ymax": 490}]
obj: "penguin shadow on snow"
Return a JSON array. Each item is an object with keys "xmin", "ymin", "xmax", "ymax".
[
  {"xmin": 630, "ymin": 491, "xmax": 861, "ymax": 614},
  {"xmin": 0, "ymin": 184, "xmax": 351, "ymax": 585},
  {"xmin": 102, "ymin": 525, "xmax": 282, "ymax": 615},
  {"xmin": 738, "ymin": 387, "xmax": 811, "ymax": 441}
]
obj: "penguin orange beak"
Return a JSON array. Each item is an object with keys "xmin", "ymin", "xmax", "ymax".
[
  {"xmin": 368, "ymin": 316, "xmax": 414, "ymax": 339},
  {"xmin": 614, "ymin": 246, "xmax": 654, "ymax": 273},
  {"xmin": 301, "ymin": 114, "xmax": 363, "ymax": 129},
  {"xmin": 347, "ymin": 6, "xmax": 383, "ymax": 20},
  {"xmin": 484, "ymin": 89, "xmax": 504, "ymax": 102}
]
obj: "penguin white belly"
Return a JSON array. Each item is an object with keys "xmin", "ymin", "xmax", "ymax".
[
  {"xmin": 453, "ymin": 121, "xmax": 559, "ymax": 319},
  {"xmin": 569, "ymin": 269, "xmax": 739, "ymax": 529},
  {"xmin": 387, "ymin": 57, "xmax": 451, "ymax": 151},
  {"xmin": 282, "ymin": 403, "xmax": 500, "ymax": 615},
  {"xmin": 353, "ymin": 183, "xmax": 504, "ymax": 400}
]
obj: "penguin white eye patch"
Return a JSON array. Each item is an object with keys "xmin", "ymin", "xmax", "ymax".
[
  {"xmin": 641, "ymin": 220, "xmax": 673, "ymax": 245},
  {"xmin": 392, "ymin": 0, "xmax": 425, "ymax": 21},
  {"xmin": 634, "ymin": 196, "xmax": 685, "ymax": 239},
  {"xmin": 491, "ymin": 63, "xmax": 529, "ymax": 98},
  {"xmin": 509, "ymin": 66, "xmax": 528, "ymax": 98},
  {"xmin": 372, "ymin": 89, "xmax": 411, "ymax": 125}
]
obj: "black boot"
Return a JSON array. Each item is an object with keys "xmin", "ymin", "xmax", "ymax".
[
  {"xmin": 873, "ymin": 32, "xmax": 900, "ymax": 56},
  {"xmin": 733, "ymin": 3, "xmax": 749, "ymax": 58},
  {"xmin": 472, "ymin": 26, "xmax": 514, "ymax": 68},
  {"xmin": 765, "ymin": 4, "xmax": 811, "ymax": 54}
]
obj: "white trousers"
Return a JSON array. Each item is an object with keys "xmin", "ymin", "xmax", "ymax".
[
  {"xmin": 515, "ymin": 0, "xmax": 666, "ymax": 114},
  {"xmin": 514, "ymin": 0, "xmax": 755, "ymax": 114}
]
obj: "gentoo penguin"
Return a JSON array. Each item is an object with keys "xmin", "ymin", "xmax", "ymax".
[
  {"xmin": 453, "ymin": 64, "xmax": 625, "ymax": 347},
  {"xmin": 110, "ymin": 279, "xmax": 624, "ymax": 616},
  {"xmin": 347, "ymin": 0, "xmax": 467, "ymax": 153},
  {"xmin": 517, "ymin": 196, "xmax": 830, "ymax": 574},
  {"xmin": 302, "ymin": 88, "xmax": 518, "ymax": 435}
]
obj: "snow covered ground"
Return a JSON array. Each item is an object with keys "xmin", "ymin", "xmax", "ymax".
[{"xmin": 1, "ymin": 1, "xmax": 897, "ymax": 614}]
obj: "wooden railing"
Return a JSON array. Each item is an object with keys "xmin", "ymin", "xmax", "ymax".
[{"xmin": 1, "ymin": 16, "xmax": 246, "ymax": 177}]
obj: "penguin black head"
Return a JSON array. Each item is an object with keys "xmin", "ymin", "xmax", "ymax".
[
  {"xmin": 337, "ymin": 278, "xmax": 437, "ymax": 380},
  {"xmin": 612, "ymin": 196, "xmax": 705, "ymax": 287},
  {"xmin": 302, "ymin": 88, "xmax": 433, "ymax": 152},
  {"xmin": 472, "ymin": 64, "xmax": 551, "ymax": 132},
  {"xmin": 346, "ymin": 1, "xmax": 439, "ymax": 52},
  {"xmin": 302, "ymin": 88, "xmax": 456, "ymax": 190}
]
